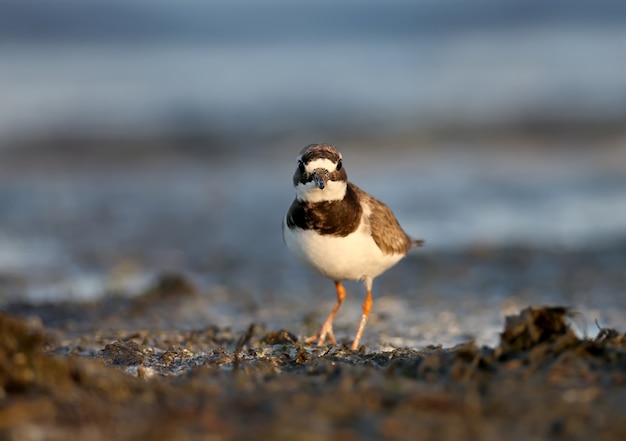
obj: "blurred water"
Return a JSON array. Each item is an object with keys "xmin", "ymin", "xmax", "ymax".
[
  {"xmin": 1, "ymin": 1, "xmax": 626, "ymax": 141},
  {"xmin": 1, "ymin": 149, "xmax": 625, "ymax": 294}
]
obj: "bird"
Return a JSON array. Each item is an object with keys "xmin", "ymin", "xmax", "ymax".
[{"xmin": 282, "ymin": 143, "xmax": 423, "ymax": 350}]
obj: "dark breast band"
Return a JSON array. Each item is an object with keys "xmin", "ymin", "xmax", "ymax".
[{"xmin": 286, "ymin": 184, "xmax": 362, "ymax": 237}]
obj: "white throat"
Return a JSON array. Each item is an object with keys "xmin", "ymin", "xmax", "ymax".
[{"xmin": 295, "ymin": 180, "xmax": 347, "ymax": 203}]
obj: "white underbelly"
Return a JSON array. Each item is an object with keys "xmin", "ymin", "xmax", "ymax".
[{"xmin": 283, "ymin": 218, "xmax": 404, "ymax": 282}]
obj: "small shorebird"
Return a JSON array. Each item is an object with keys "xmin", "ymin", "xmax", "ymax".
[{"xmin": 283, "ymin": 143, "xmax": 423, "ymax": 350}]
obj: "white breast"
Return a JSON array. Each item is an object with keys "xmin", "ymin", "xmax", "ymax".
[{"xmin": 283, "ymin": 214, "xmax": 405, "ymax": 282}]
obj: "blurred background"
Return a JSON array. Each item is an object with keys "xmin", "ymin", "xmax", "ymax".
[{"xmin": 1, "ymin": 0, "xmax": 626, "ymax": 347}]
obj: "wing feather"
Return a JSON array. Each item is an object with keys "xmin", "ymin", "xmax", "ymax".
[{"xmin": 350, "ymin": 183, "xmax": 423, "ymax": 255}]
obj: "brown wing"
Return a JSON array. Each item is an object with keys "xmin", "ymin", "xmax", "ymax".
[{"xmin": 350, "ymin": 183, "xmax": 422, "ymax": 255}]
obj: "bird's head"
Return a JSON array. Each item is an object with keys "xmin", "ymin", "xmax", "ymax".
[{"xmin": 292, "ymin": 143, "xmax": 347, "ymax": 203}]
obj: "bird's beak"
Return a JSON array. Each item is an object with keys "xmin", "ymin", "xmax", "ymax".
[{"xmin": 312, "ymin": 168, "xmax": 329, "ymax": 190}]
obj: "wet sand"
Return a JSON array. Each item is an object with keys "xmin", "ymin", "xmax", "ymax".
[{"xmin": 2, "ymin": 246, "xmax": 626, "ymax": 441}]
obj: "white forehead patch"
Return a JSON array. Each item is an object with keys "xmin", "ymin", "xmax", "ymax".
[{"xmin": 304, "ymin": 158, "xmax": 338, "ymax": 173}]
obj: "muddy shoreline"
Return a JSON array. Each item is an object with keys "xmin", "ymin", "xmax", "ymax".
[{"xmin": 2, "ymin": 293, "xmax": 626, "ymax": 441}]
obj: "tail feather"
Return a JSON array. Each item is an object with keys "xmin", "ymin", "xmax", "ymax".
[{"xmin": 410, "ymin": 238, "xmax": 425, "ymax": 248}]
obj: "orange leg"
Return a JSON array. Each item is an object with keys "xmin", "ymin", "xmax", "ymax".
[
  {"xmin": 306, "ymin": 281, "xmax": 346, "ymax": 346},
  {"xmin": 351, "ymin": 288, "xmax": 373, "ymax": 350}
]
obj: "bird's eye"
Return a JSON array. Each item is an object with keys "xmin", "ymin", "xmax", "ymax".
[
  {"xmin": 336, "ymin": 159, "xmax": 342, "ymax": 171},
  {"xmin": 298, "ymin": 160, "xmax": 305, "ymax": 173}
]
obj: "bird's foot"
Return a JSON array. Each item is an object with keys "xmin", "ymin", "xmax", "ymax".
[
  {"xmin": 305, "ymin": 321, "xmax": 336, "ymax": 346},
  {"xmin": 304, "ymin": 333, "xmax": 319, "ymax": 344}
]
